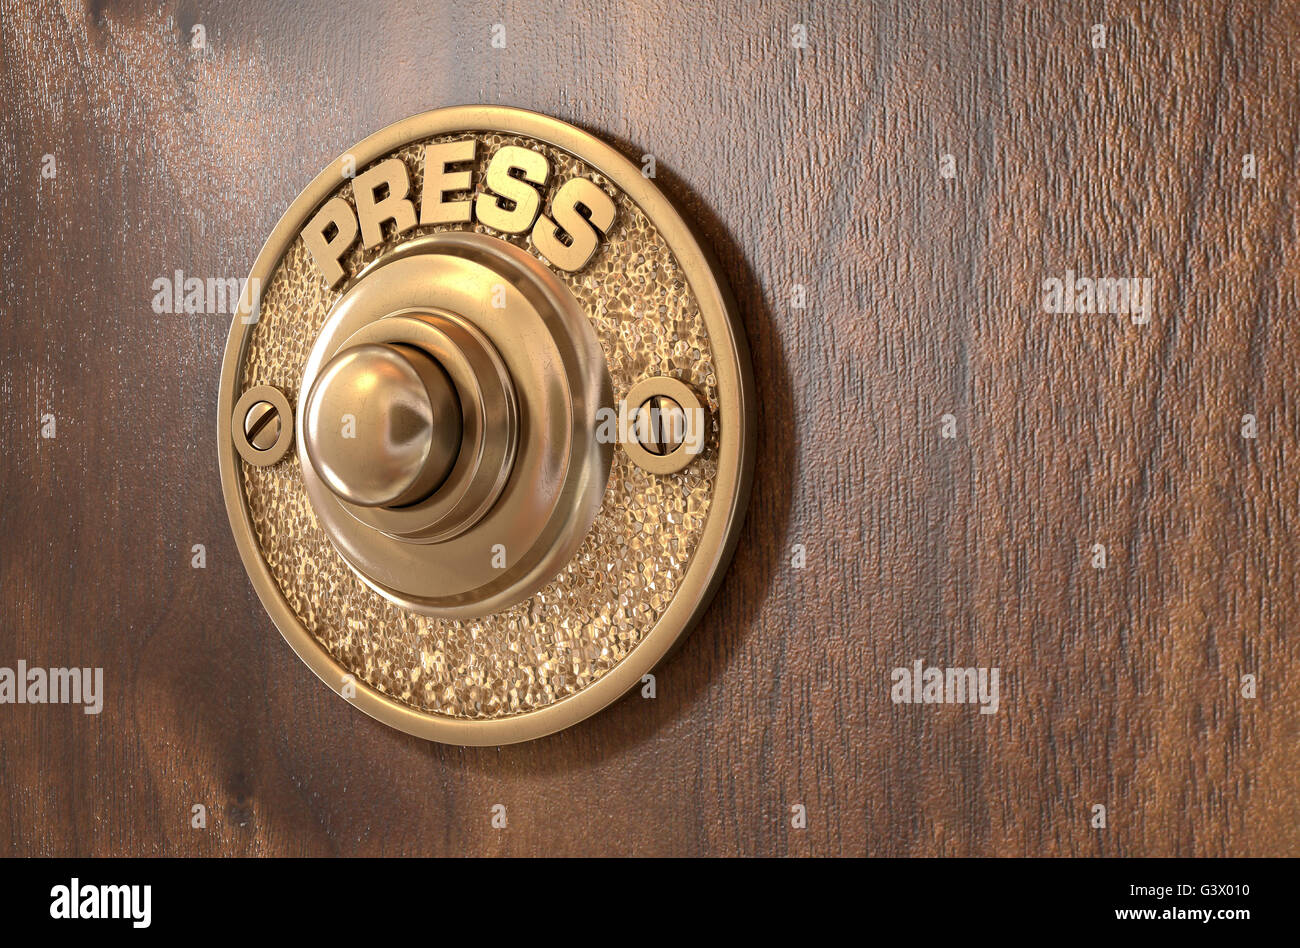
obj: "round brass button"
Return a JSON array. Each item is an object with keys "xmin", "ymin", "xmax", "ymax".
[{"xmin": 302, "ymin": 343, "xmax": 462, "ymax": 509}]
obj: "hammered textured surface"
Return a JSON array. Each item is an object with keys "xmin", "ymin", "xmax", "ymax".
[{"xmin": 239, "ymin": 133, "xmax": 720, "ymax": 718}]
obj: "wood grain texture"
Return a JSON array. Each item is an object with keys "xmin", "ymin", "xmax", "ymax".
[{"xmin": 1, "ymin": 0, "xmax": 1297, "ymax": 856}]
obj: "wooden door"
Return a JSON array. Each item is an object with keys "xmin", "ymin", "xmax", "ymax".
[{"xmin": 1, "ymin": 0, "xmax": 1296, "ymax": 856}]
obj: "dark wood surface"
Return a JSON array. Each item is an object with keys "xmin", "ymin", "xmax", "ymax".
[{"xmin": 1, "ymin": 0, "xmax": 1297, "ymax": 856}]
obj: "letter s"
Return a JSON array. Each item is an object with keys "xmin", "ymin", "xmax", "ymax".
[
  {"xmin": 532, "ymin": 178, "xmax": 615, "ymax": 272},
  {"xmin": 475, "ymin": 145, "xmax": 549, "ymax": 234}
]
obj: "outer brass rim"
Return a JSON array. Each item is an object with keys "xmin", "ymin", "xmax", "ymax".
[{"xmin": 218, "ymin": 106, "xmax": 756, "ymax": 745}]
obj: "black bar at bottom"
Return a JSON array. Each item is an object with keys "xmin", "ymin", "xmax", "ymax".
[{"xmin": 1, "ymin": 857, "xmax": 1284, "ymax": 934}]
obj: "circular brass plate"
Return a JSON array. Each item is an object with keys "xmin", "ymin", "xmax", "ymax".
[{"xmin": 218, "ymin": 106, "xmax": 755, "ymax": 745}]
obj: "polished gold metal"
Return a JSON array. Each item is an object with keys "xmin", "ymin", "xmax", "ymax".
[
  {"xmin": 318, "ymin": 307, "xmax": 520, "ymax": 544},
  {"xmin": 218, "ymin": 106, "xmax": 755, "ymax": 745},
  {"xmin": 294, "ymin": 232, "xmax": 605, "ymax": 618},
  {"xmin": 303, "ymin": 342, "xmax": 463, "ymax": 508},
  {"xmin": 243, "ymin": 400, "xmax": 282, "ymax": 452},
  {"xmin": 622, "ymin": 376, "xmax": 709, "ymax": 475},
  {"xmin": 231, "ymin": 385, "xmax": 293, "ymax": 466}
]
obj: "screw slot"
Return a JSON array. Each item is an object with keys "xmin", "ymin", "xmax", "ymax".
[
  {"xmin": 622, "ymin": 377, "xmax": 707, "ymax": 475},
  {"xmin": 232, "ymin": 385, "xmax": 294, "ymax": 466},
  {"xmin": 243, "ymin": 400, "xmax": 282, "ymax": 452},
  {"xmin": 633, "ymin": 395, "xmax": 686, "ymax": 456}
]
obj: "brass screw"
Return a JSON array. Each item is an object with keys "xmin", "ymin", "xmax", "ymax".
[
  {"xmin": 244, "ymin": 400, "xmax": 282, "ymax": 452},
  {"xmin": 232, "ymin": 384, "xmax": 293, "ymax": 466},
  {"xmin": 633, "ymin": 395, "xmax": 686, "ymax": 456}
]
